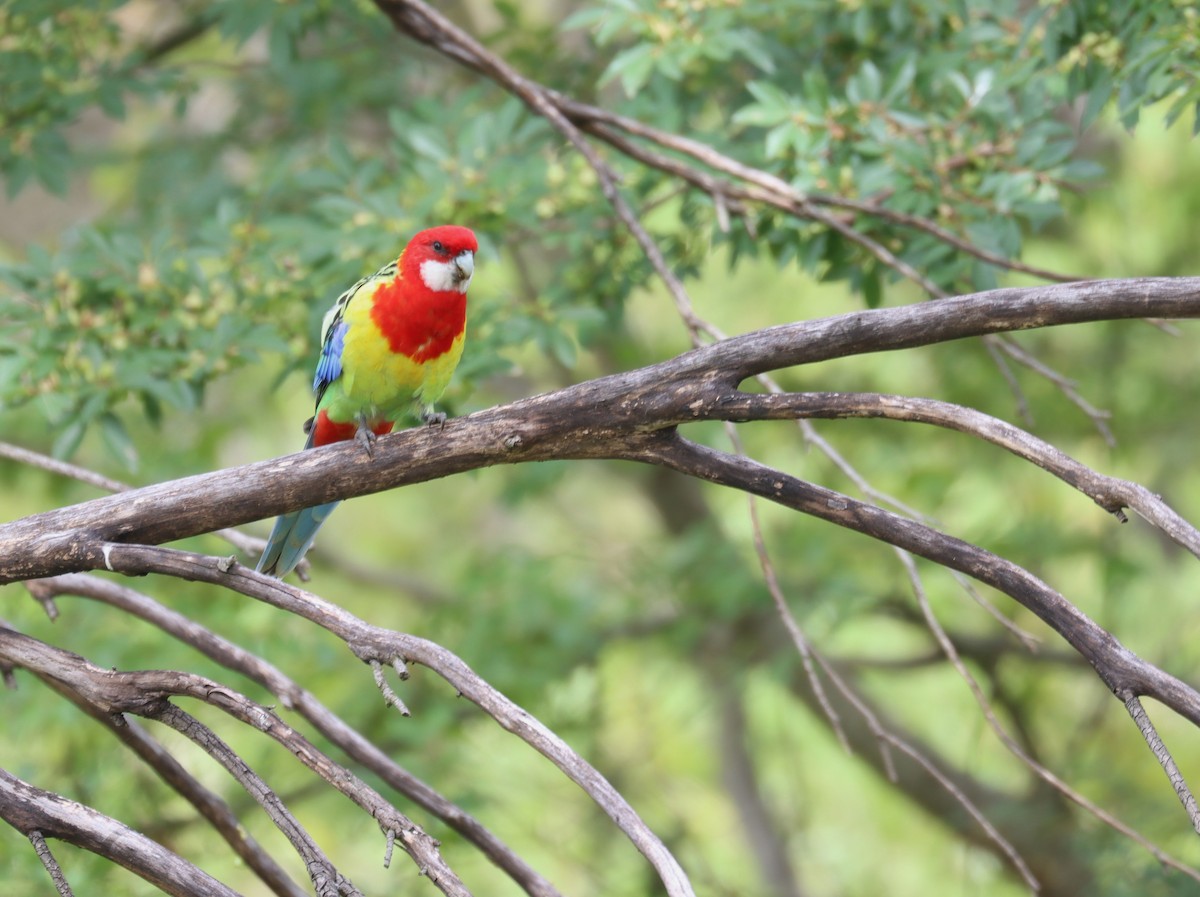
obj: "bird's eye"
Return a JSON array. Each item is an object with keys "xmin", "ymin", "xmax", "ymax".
[{"xmin": 432, "ymin": 240, "xmax": 445, "ymax": 253}]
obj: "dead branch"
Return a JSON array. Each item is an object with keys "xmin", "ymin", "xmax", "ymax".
[
  {"xmin": 0, "ymin": 625, "xmax": 466, "ymax": 896},
  {"xmin": 705, "ymin": 390, "xmax": 1200, "ymax": 556},
  {"xmin": 28, "ymin": 572, "xmax": 564, "ymax": 897},
  {"xmin": 0, "ymin": 767, "xmax": 242, "ymax": 897},
  {"xmin": 81, "ymin": 544, "xmax": 697, "ymax": 897},
  {"xmin": 1, "ymin": 278, "xmax": 1198, "ymax": 584},
  {"xmin": 3, "ymin": 279, "xmax": 1200, "ymax": 890}
]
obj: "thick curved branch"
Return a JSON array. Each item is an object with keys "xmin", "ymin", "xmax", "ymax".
[
  {"xmin": 1, "ymin": 281, "xmax": 1199, "ymax": 836},
  {"xmin": 623, "ymin": 432, "xmax": 1200, "ymax": 724},
  {"xmin": 1, "ymin": 278, "xmax": 1198, "ymax": 584},
  {"xmin": 0, "ymin": 440, "xmax": 267, "ymax": 561},
  {"xmin": 0, "ymin": 767, "xmax": 242, "ymax": 897},
  {"xmin": 706, "ymin": 390, "xmax": 1200, "ymax": 558},
  {"xmin": 631, "ymin": 428, "xmax": 1200, "ymax": 847}
]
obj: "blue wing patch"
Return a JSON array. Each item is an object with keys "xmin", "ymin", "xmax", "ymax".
[
  {"xmin": 309, "ymin": 259, "xmax": 397, "ymax": 403},
  {"xmin": 313, "ymin": 318, "xmax": 346, "ymax": 397}
]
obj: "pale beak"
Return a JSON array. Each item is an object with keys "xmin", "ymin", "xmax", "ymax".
[{"xmin": 453, "ymin": 250, "xmax": 475, "ymax": 284}]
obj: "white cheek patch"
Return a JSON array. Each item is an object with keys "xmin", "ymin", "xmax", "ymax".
[{"xmin": 420, "ymin": 258, "xmax": 473, "ymax": 294}]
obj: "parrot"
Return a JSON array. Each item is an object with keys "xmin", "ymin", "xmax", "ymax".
[{"xmin": 257, "ymin": 224, "xmax": 479, "ymax": 577}]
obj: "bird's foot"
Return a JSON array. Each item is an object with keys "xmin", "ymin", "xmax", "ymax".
[
  {"xmin": 354, "ymin": 416, "xmax": 378, "ymax": 458},
  {"xmin": 422, "ymin": 409, "xmax": 447, "ymax": 430}
]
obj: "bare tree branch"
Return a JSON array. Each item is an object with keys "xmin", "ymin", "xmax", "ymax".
[
  {"xmin": 1122, "ymin": 695, "xmax": 1200, "ymax": 836},
  {"xmin": 633, "ymin": 432, "xmax": 1200, "ymax": 725},
  {"xmin": 703, "ymin": 390, "xmax": 1200, "ymax": 556},
  {"xmin": 897, "ymin": 550, "xmax": 1200, "ymax": 883},
  {"xmin": 0, "ymin": 626, "xmax": 466, "ymax": 896},
  {"xmin": 27, "ymin": 572, "xmax": 562, "ymax": 896},
  {"xmin": 151, "ymin": 704, "xmax": 362, "ymax": 897},
  {"xmin": 20, "ymin": 614, "xmax": 311, "ymax": 897},
  {"xmin": 0, "ymin": 283, "xmax": 1197, "ymax": 721},
  {"xmin": 992, "ymin": 335, "xmax": 1116, "ymax": 444},
  {"xmin": 84, "ymin": 544, "xmax": 697, "ymax": 897},
  {"xmin": 2, "ymin": 278, "xmax": 1198, "ymax": 584},
  {"xmin": 28, "ymin": 830, "xmax": 74, "ymax": 897},
  {"xmin": 0, "ymin": 767, "xmax": 243, "ymax": 897},
  {"xmin": 0, "ymin": 439, "xmax": 268, "ymax": 562},
  {"xmin": 4, "ymin": 279, "xmax": 1200, "ymax": 891}
]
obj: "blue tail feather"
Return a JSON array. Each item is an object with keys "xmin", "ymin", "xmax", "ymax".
[{"xmin": 256, "ymin": 500, "xmax": 341, "ymax": 577}]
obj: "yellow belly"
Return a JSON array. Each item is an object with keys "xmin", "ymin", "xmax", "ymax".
[{"xmin": 326, "ymin": 288, "xmax": 465, "ymax": 423}]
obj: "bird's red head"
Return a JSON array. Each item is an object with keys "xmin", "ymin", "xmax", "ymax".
[{"xmin": 400, "ymin": 225, "xmax": 479, "ymax": 295}]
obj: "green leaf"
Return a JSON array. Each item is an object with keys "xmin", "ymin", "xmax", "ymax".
[
  {"xmin": 95, "ymin": 78, "xmax": 126, "ymax": 119},
  {"xmin": 1080, "ymin": 74, "xmax": 1113, "ymax": 130},
  {"xmin": 847, "ymin": 61, "xmax": 882, "ymax": 104},
  {"xmin": 546, "ymin": 327, "xmax": 577, "ymax": 369},
  {"xmin": 99, "ymin": 412, "xmax": 139, "ymax": 472},
  {"xmin": 52, "ymin": 417, "xmax": 87, "ymax": 461},
  {"xmin": 883, "ymin": 56, "xmax": 917, "ymax": 104},
  {"xmin": 267, "ymin": 25, "xmax": 296, "ymax": 70},
  {"xmin": 603, "ymin": 43, "xmax": 659, "ymax": 97},
  {"xmin": 861, "ymin": 267, "xmax": 882, "ymax": 308}
]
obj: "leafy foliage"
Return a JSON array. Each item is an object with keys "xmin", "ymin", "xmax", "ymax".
[{"xmin": 2, "ymin": 0, "xmax": 1196, "ymax": 458}]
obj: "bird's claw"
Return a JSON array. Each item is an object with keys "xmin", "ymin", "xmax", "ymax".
[
  {"xmin": 355, "ymin": 424, "xmax": 377, "ymax": 458},
  {"xmin": 422, "ymin": 410, "xmax": 447, "ymax": 430}
]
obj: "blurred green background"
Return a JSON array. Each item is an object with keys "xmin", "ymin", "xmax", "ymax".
[{"xmin": 2, "ymin": 1, "xmax": 1200, "ymax": 895}]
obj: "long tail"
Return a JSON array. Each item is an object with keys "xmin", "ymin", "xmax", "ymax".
[
  {"xmin": 256, "ymin": 499, "xmax": 341, "ymax": 577},
  {"xmin": 257, "ymin": 418, "xmax": 338, "ymax": 578}
]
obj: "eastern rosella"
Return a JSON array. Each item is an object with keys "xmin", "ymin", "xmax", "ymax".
[{"xmin": 257, "ymin": 225, "xmax": 479, "ymax": 577}]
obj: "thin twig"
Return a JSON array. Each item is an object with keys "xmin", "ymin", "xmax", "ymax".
[
  {"xmin": 0, "ymin": 767, "xmax": 243, "ymax": 897},
  {"xmin": 899, "ymin": 550, "xmax": 1200, "ymax": 882},
  {"xmin": 378, "ymin": 0, "xmax": 1081, "ymax": 285},
  {"xmin": 29, "ymin": 830, "xmax": 75, "ymax": 897},
  {"xmin": 992, "ymin": 336, "xmax": 1115, "ymax": 445},
  {"xmin": 0, "ymin": 626, "xmax": 466, "ymax": 897},
  {"xmin": 152, "ymin": 705, "xmax": 356, "ymax": 897},
  {"xmin": 946, "ymin": 570, "xmax": 1041, "ymax": 651},
  {"xmin": 982, "ymin": 337, "xmax": 1035, "ymax": 427},
  {"xmin": 881, "ymin": 726, "xmax": 1040, "ymax": 891},
  {"xmin": 1122, "ymin": 695, "xmax": 1200, "ymax": 836},
  {"xmin": 811, "ymin": 653, "xmax": 898, "ymax": 780},
  {"xmin": 0, "ymin": 441, "xmax": 127, "ymax": 493},
  {"xmin": 371, "ymin": 659, "xmax": 411, "ymax": 716},
  {"xmin": 21, "ymin": 618, "xmax": 310, "ymax": 897},
  {"xmin": 726, "ymin": 424, "xmax": 851, "ymax": 754}
]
